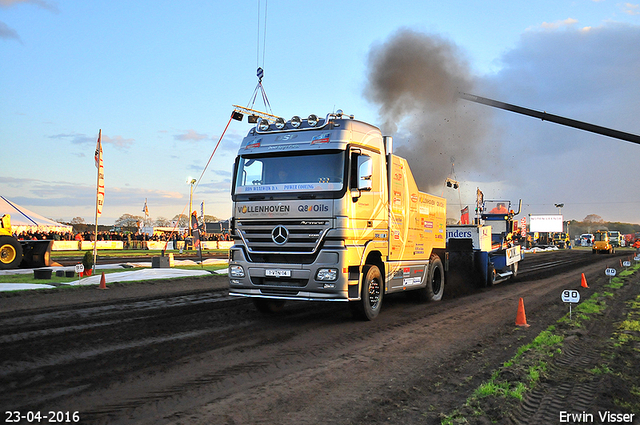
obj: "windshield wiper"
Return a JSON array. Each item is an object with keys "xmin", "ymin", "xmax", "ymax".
[
  {"xmin": 297, "ymin": 194, "xmax": 317, "ymax": 199},
  {"xmin": 248, "ymin": 195, "xmax": 265, "ymax": 200}
]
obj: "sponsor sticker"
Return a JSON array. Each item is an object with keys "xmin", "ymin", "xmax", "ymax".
[{"xmin": 311, "ymin": 133, "xmax": 330, "ymax": 144}]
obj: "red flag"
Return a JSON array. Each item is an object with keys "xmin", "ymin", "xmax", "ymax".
[
  {"xmin": 95, "ymin": 130, "xmax": 102, "ymax": 168},
  {"xmin": 460, "ymin": 206, "xmax": 470, "ymax": 224},
  {"xmin": 95, "ymin": 130, "xmax": 104, "ymax": 217}
]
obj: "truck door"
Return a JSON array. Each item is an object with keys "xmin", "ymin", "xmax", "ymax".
[{"xmin": 349, "ymin": 149, "xmax": 386, "ymax": 251}]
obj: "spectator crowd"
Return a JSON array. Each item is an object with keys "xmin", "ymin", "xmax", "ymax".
[{"xmin": 14, "ymin": 229, "xmax": 232, "ymax": 245}]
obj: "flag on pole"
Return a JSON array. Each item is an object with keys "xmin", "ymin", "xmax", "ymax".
[
  {"xmin": 95, "ymin": 130, "xmax": 104, "ymax": 217},
  {"xmin": 143, "ymin": 199, "xmax": 149, "ymax": 216},
  {"xmin": 476, "ymin": 188, "xmax": 483, "ymax": 206},
  {"xmin": 460, "ymin": 206, "xmax": 470, "ymax": 224}
]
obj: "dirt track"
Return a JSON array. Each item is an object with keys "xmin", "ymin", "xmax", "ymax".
[{"xmin": 1, "ymin": 249, "xmax": 638, "ymax": 424}]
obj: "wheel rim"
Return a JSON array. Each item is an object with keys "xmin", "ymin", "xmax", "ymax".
[
  {"xmin": 368, "ymin": 278, "xmax": 381, "ymax": 308},
  {"xmin": 431, "ymin": 266, "xmax": 442, "ymax": 294},
  {"xmin": 1, "ymin": 244, "xmax": 17, "ymax": 264}
]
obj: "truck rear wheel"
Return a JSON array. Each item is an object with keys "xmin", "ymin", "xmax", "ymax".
[
  {"xmin": 0, "ymin": 236, "xmax": 22, "ymax": 269},
  {"xmin": 425, "ymin": 254, "xmax": 444, "ymax": 301},
  {"xmin": 351, "ymin": 265, "xmax": 383, "ymax": 320}
]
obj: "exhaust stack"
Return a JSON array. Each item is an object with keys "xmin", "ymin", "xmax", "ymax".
[{"xmin": 383, "ymin": 136, "xmax": 393, "ymax": 156}]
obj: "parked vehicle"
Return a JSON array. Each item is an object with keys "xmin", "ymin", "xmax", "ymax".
[
  {"xmin": 552, "ymin": 232, "xmax": 570, "ymax": 249},
  {"xmin": 593, "ymin": 230, "xmax": 614, "ymax": 254},
  {"xmin": 0, "ymin": 214, "xmax": 53, "ymax": 269},
  {"xmin": 580, "ymin": 233, "xmax": 594, "ymax": 246},
  {"xmin": 608, "ymin": 231, "xmax": 622, "ymax": 248}
]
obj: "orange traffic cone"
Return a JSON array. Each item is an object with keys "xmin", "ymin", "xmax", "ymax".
[
  {"xmin": 581, "ymin": 273, "xmax": 589, "ymax": 288},
  {"xmin": 98, "ymin": 271, "xmax": 108, "ymax": 290},
  {"xmin": 515, "ymin": 297, "xmax": 530, "ymax": 327}
]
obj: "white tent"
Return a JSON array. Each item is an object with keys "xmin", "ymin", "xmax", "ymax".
[{"xmin": 0, "ymin": 196, "xmax": 72, "ymax": 234}]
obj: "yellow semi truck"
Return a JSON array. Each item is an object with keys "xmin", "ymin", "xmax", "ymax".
[{"xmin": 227, "ymin": 111, "xmax": 521, "ymax": 319}]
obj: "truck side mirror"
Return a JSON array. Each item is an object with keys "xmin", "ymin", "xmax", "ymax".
[{"xmin": 357, "ymin": 155, "xmax": 373, "ymax": 191}]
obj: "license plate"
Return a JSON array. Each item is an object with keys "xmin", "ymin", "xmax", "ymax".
[{"xmin": 265, "ymin": 269, "xmax": 291, "ymax": 278}]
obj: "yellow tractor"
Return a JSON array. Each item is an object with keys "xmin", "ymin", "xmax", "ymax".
[
  {"xmin": 1, "ymin": 214, "xmax": 53, "ymax": 269},
  {"xmin": 592, "ymin": 230, "xmax": 614, "ymax": 254}
]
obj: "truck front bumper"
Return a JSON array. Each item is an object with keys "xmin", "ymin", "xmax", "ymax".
[{"xmin": 227, "ymin": 245, "xmax": 358, "ymax": 302}]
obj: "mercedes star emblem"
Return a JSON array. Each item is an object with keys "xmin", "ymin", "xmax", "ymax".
[{"xmin": 271, "ymin": 225, "xmax": 289, "ymax": 245}]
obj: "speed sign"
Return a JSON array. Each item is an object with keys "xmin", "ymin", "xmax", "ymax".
[{"xmin": 562, "ymin": 289, "xmax": 580, "ymax": 303}]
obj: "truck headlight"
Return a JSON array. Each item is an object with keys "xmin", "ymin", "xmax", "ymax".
[
  {"xmin": 257, "ymin": 118, "xmax": 270, "ymax": 131},
  {"xmin": 316, "ymin": 268, "xmax": 338, "ymax": 281},
  {"xmin": 229, "ymin": 265, "xmax": 245, "ymax": 278}
]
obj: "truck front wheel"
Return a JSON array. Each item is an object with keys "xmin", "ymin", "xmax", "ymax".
[
  {"xmin": 351, "ymin": 265, "xmax": 383, "ymax": 320},
  {"xmin": 0, "ymin": 236, "xmax": 22, "ymax": 269}
]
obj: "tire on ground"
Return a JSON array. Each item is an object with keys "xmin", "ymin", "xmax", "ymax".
[
  {"xmin": 350, "ymin": 265, "xmax": 383, "ymax": 321},
  {"xmin": 0, "ymin": 236, "xmax": 22, "ymax": 270},
  {"xmin": 424, "ymin": 254, "xmax": 444, "ymax": 301}
]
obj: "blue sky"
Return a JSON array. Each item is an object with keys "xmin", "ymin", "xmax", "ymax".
[{"xmin": 1, "ymin": 0, "xmax": 639, "ymax": 226}]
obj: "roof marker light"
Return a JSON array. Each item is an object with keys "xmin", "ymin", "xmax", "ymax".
[
  {"xmin": 308, "ymin": 114, "xmax": 319, "ymax": 127},
  {"xmin": 275, "ymin": 117, "xmax": 286, "ymax": 129},
  {"xmin": 290, "ymin": 116, "xmax": 302, "ymax": 128}
]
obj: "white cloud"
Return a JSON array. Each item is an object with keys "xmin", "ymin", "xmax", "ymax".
[
  {"xmin": 174, "ymin": 129, "xmax": 208, "ymax": 142},
  {"xmin": 622, "ymin": 2, "xmax": 640, "ymax": 15},
  {"xmin": 538, "ymin": 18, "xmax": 579, "ymax": 30},
  {"xmin": 102, "ymin": 135, "xmax": 134, "ymax": 149},
  {"xmin": 0, "ymin": 0, "xmax": 59, "ymax": 13}
]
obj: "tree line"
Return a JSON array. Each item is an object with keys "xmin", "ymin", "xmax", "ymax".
[
  {"xmin": 567, "ymin": 214, "xmax": 640, "ymax": 238},
  {"xmin": 61, "ymin": 213, "xmax": 222, "ymax": 233}
]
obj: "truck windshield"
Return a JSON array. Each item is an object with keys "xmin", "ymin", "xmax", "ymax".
[{"xmin": 234, "ymin": 151, "xmax": 345, "ymax": 195}]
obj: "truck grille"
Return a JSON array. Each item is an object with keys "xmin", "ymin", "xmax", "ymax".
[{"xmin": 236, "ymin": 220, "xmax": 330, "ymax": 255}]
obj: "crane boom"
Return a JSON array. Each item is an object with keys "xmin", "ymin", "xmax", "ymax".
[{"xmin": 459, "ymin": 92, "xmax": 640, "ymax": 146}]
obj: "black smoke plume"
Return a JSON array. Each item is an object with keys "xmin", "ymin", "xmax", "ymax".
[{"xmin": 364, "ymin": 28, "xmax": 497, "ymax": 192}]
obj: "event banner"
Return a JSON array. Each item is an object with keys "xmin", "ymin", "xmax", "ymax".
[{"xmin": 529, "ymin": 214, "xmax": 564, "ymax": 232}]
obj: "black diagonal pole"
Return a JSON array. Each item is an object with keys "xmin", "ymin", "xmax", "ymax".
[{"xmin": 459, "ymin": 92, "xmax": 640, "ymax": 146}]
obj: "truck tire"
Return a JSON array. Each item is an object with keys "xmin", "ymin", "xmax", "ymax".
[
  {"xmin": 486, "ymin": 263, "xmax": 496, "ymax": 287},
  {"xmin": 424, "ymin": 254, "xmax": 444, "ymax": 301},
  {"xmin": 252, "ymin": 298, "xmax": 286, "ymax": 314},
  {"xmin": 351, "ymin": 265, "xmax": 383, "ymax": 320},
  {"xmin": 0, "ymin": 236, "xmax": 23, "ymax": 270}
]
